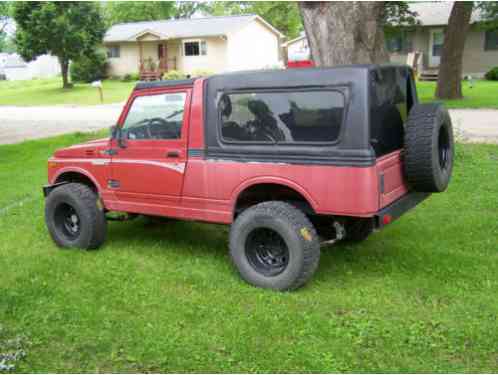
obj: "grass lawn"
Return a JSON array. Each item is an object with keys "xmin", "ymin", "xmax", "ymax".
[
  {"xmin": 417, "ymin": 80, "xmax": 498, "ymax": 109},
  {"xmin": 0, "ymin": 133, "xmax": 498, "ymax": 372},
  {"xmin": 0, "ymin": 78, "xmax": 135, "ymax": 106}
]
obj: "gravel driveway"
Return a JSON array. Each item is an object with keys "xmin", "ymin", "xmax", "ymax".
[
  {"xmin": 0, "ymin": 104, "xmax": 123, "ymax": 145},
  {"xmin": 0, "ymin": 105, "xmax": 497, "ymax": 145}
]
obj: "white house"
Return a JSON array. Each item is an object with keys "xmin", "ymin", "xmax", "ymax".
[
  {"xmin": 0, "ymin": 53, "xmax": 60, "ymax": 81},
  {"xmin": 103, "ymin": 14, "xmax": 285, "ymax": 77}
]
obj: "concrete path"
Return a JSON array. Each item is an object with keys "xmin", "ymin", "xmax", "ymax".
[
  {"xmin": 0, "ymin": 104, "xmax": 123, "ymax": 145},
  {"xmin": 0, "ymin": 105, "xmax": 497, "ymax": 145},
  {"xmin": 449, "ymin": 109, "xmax": 498, "ymax": 144}
]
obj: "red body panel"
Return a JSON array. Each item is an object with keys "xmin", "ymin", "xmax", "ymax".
[{"xmin": 48, "ymin": 78, "xmax": 409, "ymax": 225}]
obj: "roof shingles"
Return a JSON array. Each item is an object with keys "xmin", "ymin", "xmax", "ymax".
[{"xmin": 104, "ymin": 14, "xmax": 258, "ymax": 43}]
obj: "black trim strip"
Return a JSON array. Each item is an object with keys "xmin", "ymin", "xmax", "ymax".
[{"xmin": 205, "ymin": 153, "xmax": 376, "ymax": 167}]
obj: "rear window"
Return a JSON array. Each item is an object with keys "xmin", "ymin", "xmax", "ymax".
[
  {"xmin": 370, "ymin": 69, "xmax": 414, "ymax": 156},
  {"xmin": 219, "ymin": 90, "xmax": 344, "ymax": 143}
]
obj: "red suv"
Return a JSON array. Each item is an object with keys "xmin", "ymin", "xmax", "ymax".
[{"xmin": 43, "ymin": 65, "xmax": 454, "ymax": 290}]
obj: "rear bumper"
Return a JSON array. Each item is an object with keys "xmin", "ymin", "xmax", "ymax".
[{"xmin": 374, "ymin": 192, "xmax": 430, "ymax": 228}]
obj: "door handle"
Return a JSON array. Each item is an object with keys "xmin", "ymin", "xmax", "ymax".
[{"xmin": 167, "ymin": 151, "xmax": 180, "ymax": 158}]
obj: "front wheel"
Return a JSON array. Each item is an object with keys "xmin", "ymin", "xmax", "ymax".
[
  {"xmin": 229, "ymin": 201, "xmax": 320, "ymax": 291},
  {"xmin": 45, "ymin": 183, "xmax": 107, "ymax": 249}
]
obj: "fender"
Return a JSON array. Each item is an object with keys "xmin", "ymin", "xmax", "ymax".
[
  {"xmin": 230, "ymin": 176, "xmax": 318, "ymax": 213},
  {"xmin": 51, "ymin": 166, "xmax": 103, "ymax": 192}
]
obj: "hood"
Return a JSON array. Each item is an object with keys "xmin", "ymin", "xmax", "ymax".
[{"xmin": 53, "ymin": 137, "xmax": 110, "ymax": 159}]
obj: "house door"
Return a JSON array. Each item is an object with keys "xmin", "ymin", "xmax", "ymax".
[
  {"xmin": 158, "ymin": 44, "xmax": 165, "ymax": 59},
  {"xmin": 110, "ymin": 89, "xmax": 191, "ymax": 205},
  {"xmin": 429, "ymin": 29, "xmax": 444, "ymax": 67}
]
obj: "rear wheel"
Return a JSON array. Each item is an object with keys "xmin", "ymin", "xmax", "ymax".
[
  {"xmin": 45, "ymin": 183, "xmax": 107, "ymax": 249},
  {"xmin": 229, "ymin": 201, "xmax": 320, "ymax": 291}
]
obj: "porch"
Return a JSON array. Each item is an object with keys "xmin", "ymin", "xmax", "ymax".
[{"xmin": 137, "ymin": 38, "xmax": 179, "ymax": 81}]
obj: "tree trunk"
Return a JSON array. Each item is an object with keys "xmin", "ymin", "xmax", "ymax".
[
  {"xmin": 298, "ymin": 1, "xmax": 389, "ymax": 67},
  {"xmin": 58, "ymin": 57, "xmax": 72, "ymax": 89},
  {"xmin": 435, "ymin": 2, "xmax": 473, "ymax": 100}
]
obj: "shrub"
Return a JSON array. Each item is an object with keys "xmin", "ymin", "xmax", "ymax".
[
  {"xmin": 191, "ymin": 69, "xmax": 213, "ymax": 78},
  {"xmin": 484, "ymin": 66, "xmax": 498, "ymax": 81},
  {"xmin": 163, "ymin": 70, "xmax": 187, "ymax": 80},
  {"xmin": 70, "ymin": 49, "xmax": 108, "ymax": 83},
  {"xmin": 121, "ymin": 73, "xmax": 140, "ymax": 82}
]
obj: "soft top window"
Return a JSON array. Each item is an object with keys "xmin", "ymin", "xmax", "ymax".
[
  {"xmin": 219, "ymin": 90, "xmax": 344, "ymax": 144},
  {"xmin": 369, "ymin": 68, "xmax": 413, "ymax": 156}
]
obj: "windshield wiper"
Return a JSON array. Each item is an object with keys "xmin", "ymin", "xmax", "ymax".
[{"xmin": 166, "ymin": 109, "xmax": 184, "ymax": 120}]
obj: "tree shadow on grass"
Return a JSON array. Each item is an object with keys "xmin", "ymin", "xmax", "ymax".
[{"xmin": 106, "ymin": 217, "xmax": 229, "ymax": 257}]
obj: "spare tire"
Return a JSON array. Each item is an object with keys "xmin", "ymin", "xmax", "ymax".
[{"xmin": 404, "ymin": 103, "xmax": 454, "ymax": 192}]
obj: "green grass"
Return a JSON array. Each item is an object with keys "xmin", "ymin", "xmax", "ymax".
[
  {"xmin": 1, "ymin": 133, "xmax": 498, "ymax": 372},
  {"xmin": 417, "ymin": 80, "xmax": 498, "ymax": 109},
  {"xmin": 0, "ymin": 78, "xmax": 135, "ymax": 106}
]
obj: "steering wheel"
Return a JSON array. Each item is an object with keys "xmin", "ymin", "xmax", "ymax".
[{"xmin": 148, "ymin": 117, "xmax": 171, "ymax": 139}]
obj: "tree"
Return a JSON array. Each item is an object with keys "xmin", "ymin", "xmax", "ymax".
[
  {"xmin": 208, "ymin": 2, "xmax": 303, "ymax": 39},
  {"xmin": 0, "ymin": 2, "xmax": 11, "ymax": 52},
  {"xmin": 13, "ymin": 2, "xmax": 105, "ymax": 89},
  {"xmin": 0, "ymin": 2, "xmax": 10, "ymax": 33},
  {"xmin": 297, "ymin": 2, "xmax": 418, "ymax": 67},
  {"xmin": 103, "ymin": 2, "xmax": 176, "ymax": 26},
  {"xmin": 433, "ymin": 1, "xmax": 498, "ymax": 99},
  {"xmin": 0, "ymin": 33, "xmax": 16, "ymax": 53},
  {"xmin": 299, "ymin": 2, "xmax": 389, "ymax": 66},
  {"xmin": 435, "ymin": 2, "xmax": 474, "ymax": 99},
  {"xmin": 173, "ymin": 2, "xmax": 212, "ymax": 19}
]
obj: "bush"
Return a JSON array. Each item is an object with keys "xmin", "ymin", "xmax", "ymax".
[
  {"xmin": 191, "ymin": 69, "xmax": 213, "ymax": 78},
  {"xmin": 484, "ymin": 66, "xmax": 498, "ymax": 81},
  {"xmin": 163, "ymin": 70, "xmax": 187, "ymax": 80},
  {"xmin": 70, "ymin": 50, "xmax": 108, "ymax": 83},
  {"xmin": 120, "ymin": 72, "xmax": 140, "ymax": 82}
]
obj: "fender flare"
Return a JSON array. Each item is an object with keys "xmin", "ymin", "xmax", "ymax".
[
  {"xmin": 230, "ymin": 176, "xmax": 318, "ymax": 213},
  {"xmin": 51, "ymin": 166, "xmax": 103, "ymax": 192}
]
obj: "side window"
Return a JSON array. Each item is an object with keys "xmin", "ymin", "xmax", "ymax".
[
  {"xmin": 219, "ymin": 91, "xmax": 344, "ymax": 143},
  {"xmin": 123, "ymin": 93, "xmax": 186, "ymax": 140}
]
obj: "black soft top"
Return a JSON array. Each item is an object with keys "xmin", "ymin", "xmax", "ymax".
[
  {"xmin": 134, "ymin": 78, "xmax": 196, "ymax": 90},
  {"xmin": 134, "ymin": 64, "xmax": 411, "ymax": 91},
  {"xmin": 134, "ymin": 65, "xmax": 414, "ymax": 167}
]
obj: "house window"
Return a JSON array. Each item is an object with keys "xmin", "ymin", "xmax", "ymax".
[
  {"xmin": 485, "ymin": 30, "xmax": 498, "ymax": 51},
  {"xmin": 107, "ymin": 46, "xmax": 120, "ymax": 58},
  {"xmin": 184, "ymin": 40, "xmax": 207, "ymax": 56},
  {"xmin": 386, "ymin": 33, "xmax": 412, "ymax": 53}
]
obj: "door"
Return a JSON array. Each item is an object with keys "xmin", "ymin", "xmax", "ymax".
[
  {"xmin": 110, "ymin": 89, "xmax": 191, "ymax": 204},
  {"xmin": 429, "ymin": 29, "xmax": 444, "ymax": 67}
]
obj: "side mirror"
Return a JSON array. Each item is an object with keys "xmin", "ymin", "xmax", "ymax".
[
  {"xmin": 110, "ymin": 125, "xmax": 127, "ymax": 148},
  {"xmin": 110, "ymin": 125, "xmax": 118, "ymax": 139}
]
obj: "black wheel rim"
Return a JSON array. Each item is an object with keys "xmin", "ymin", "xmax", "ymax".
[
  {"xmin": 54, "ymin": 202, "xmax": 81, "ymax": 240},
  {"xmin": 245, "ymin": 228, "xmax": 289, "ymax": 277},
  {"xmin": 438, "ymin": 125, "xmax": 450, "ymax": 170}
]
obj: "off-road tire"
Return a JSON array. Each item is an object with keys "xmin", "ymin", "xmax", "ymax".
[
  {"xmin": 45, "ymin": 183, "xmax": 107, "ymax": 249},
  {"xmin": 229, "ymin": 201, "xmax": 320, "ymax": 291},
  {"xmin": 404, "ymin": 103, "xmax": 454, "ymax": 192},
  {"xmin": 344, "ymin": 218, "xmax": 374, "ymax": 243}
]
